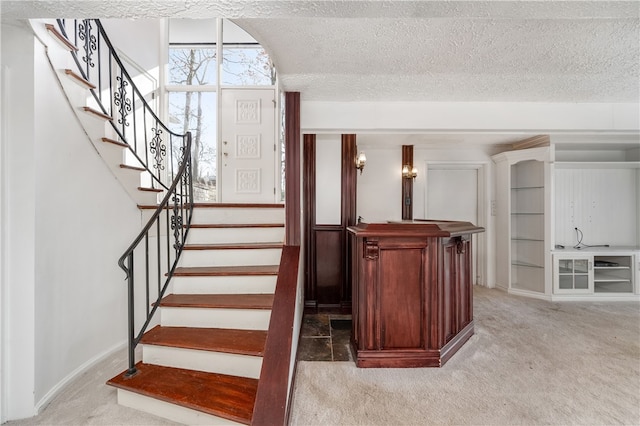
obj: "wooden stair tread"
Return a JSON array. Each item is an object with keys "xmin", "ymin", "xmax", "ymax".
[
  {"xmin": 107, "ymin": 362, "xmax": 257, "ymax": 425},
  {"xmin": 138, "ymin": 187, "xmax": 163, "ymax": 193},
  {"xmin": 139, "ymin": 203, "xmax": 284, "ymax": 210},
  {"xmin": 190, "ymin": 203, "xmax": 284, "ymax": 208},
  {"xmin": 159, "ymin": 294, "xmax": 273, "ymax": 309},
  {"xmin": 64, "ymin": 69, "xmax": 95, "ymax": 89},
  {"xmin": 102, "ymin": 137, "xmax": 128, "ymax": 148},
  {"xmin": 82, "ymin": 106, "xmax": 112, "ymax": 121},
  {"xmin": 189, "ymin": 223, "xmax": 284, "ymax": 229},
  {"xmin": 120, "ymin": 164, "xmax": 146, "ymax": 172},
  {"xmin": 45, "ymin": 24, "xmax": 78, "ymax": 51},
  {"xmin": 183, "ymin": 242, "xmax": 283, "ymax": 250},
  {"xmin": 173, "ymin": 265, "xmax": 279, "ymax": 276},
  {"xmin": 141, "ymin": 325, "xmax": 266, "ymax": 356}
]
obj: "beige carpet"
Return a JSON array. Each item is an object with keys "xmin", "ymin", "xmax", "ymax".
[
  {"xmin": 7, "ymin": 286, "xmax": 639, "ymax": 425},
  {"xmin": 289, "ymin": 286, "xmax": 640, "ymax": 425}
]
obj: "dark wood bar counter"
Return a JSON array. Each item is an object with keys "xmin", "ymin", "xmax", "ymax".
[{"xmin": 347, "ymin": 220, "xmax": 484, "ymax": 368}]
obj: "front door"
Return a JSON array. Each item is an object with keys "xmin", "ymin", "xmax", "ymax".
[{"xmin": 220, "ymin": 89, "xmax": 276, "ymax": 203}]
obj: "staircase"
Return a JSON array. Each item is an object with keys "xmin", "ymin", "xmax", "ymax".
[
  {"xmin": 33, "ymin": 18, "xmax": 299, "ymax": 425},
  {"xmin": 39, "ymin": 21, "xmax": 170, "ymax": 206},
  {"xmin": 108, "ymin": 204, "xmax": 285, "ymax": 424}
]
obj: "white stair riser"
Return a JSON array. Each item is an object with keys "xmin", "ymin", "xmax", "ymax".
[
  {"xmin": 96, "ymin": 144, "xmax": 126, "ymax": 167},
  {"xmin": 117, "ymin": 389, "xmax": 242, "ymax": 426},
  {"xmin": 161, "ymin": 307, "xmax": 271, "ymax": 330},
  {"xmin": 172, "ymin": 275, "xmax": 277, "ymax": 295},
  {"xmin": 180, "ymin": 248, "xmax": 282, "ymax": 267},
  {"xmin": 143, "ymin": 345, "xmax": 262, "ymax": 379},
  {"xmin": 186, "ymin": 227, "xmax": 284, "ymax": 244},
  {"xmin": 116, "ymin": 169, "xmax": 144, "ymax": 190},
  {"xmin": 192, "ymin": 208, "xmax": 284, "ymax": 225}
]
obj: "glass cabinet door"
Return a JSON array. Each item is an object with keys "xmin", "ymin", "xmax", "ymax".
[{"xmin": 555, "ymin": 256, "xmax": 593, "ymax": 293}]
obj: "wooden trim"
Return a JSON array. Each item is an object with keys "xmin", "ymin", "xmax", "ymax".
[
  {"xmin": 303, "ymin": 134, "xmax": 317, "ymax": 307},
  {"xmin": 512, "ymin": 135, "xmax": 550, "ymax": 150},
  {"xmin": 284, "ymin": 92, "xmax": 301, "ymax": 246},
  {"xmin": 402, "ymin": 145, "xmax": 414, "ymax": 220},
  {"xmin": 252, "ymin": 245, "xmax": 301, "ymax": 426}
]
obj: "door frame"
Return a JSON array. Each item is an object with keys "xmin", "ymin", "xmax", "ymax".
[{"xmin": 423, "ymin": 161, "xmax": 491, "ymax": 287}]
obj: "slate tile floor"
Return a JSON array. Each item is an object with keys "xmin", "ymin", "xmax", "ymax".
[{"xmin": 297, "ymin": 314, "xmax": 354, "ymax": 362}]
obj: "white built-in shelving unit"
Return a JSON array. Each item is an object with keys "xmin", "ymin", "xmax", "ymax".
[
  {"xmin": 493, "ymin": 138, "xmax": 640, "ymax": 301},
  {"xmin": 492, "ymin": 147, "xmax": 552, "ymax": 299}
]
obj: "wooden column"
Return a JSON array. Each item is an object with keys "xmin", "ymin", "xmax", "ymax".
[
  {"xmin": 285, "ymin": 92, "xmax": 301, "ymax": 246},
  {"xmin": 402, "ymin": 145, "xmax": 414, "ymax": 220},
  {"xmin": 341, "ymin": 134, "xmax": 357, "ymax": 311},
  {"xmin": 303, "ymin": 134, "xmax": 316, "ymax": 308}
]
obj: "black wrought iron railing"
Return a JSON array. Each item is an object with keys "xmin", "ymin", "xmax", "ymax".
[
  {"xmin": 57, "ymin": 19, "xmax": 194, "ymax": 376},
  {"xmin": 57, "ymin": 18, "xmax": 175, "ymax": 191}
]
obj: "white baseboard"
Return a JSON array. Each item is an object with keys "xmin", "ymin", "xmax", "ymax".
[{"xmin": 35, "ymin": 339, "xmax": 127, "ymax": 414}]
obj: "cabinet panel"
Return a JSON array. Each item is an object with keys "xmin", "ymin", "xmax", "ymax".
[
  {"xmin": 379, "ymin": 246, "xmax": 425, "ymax": 349},
  {"xmin": 442, "ymin": 237, "xmax": 473, "ymax": 345}
]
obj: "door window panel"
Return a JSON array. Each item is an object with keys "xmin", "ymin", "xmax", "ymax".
[
  {"xmin": 168, "ymin": 91, "xmax": 217, "ymax": 201},
  {"xmin": 222, "ymin": 46, "xmax": 275, "ymax": 86}
]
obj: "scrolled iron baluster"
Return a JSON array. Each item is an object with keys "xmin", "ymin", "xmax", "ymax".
[
  {"xmin": 78, "ymin": 20, "xmax": 97, "ymax": 79},
  {"xmin": 149, "ymin": 127, "xmax": 166, "ymax": 174},
  {"xmin": 170, "ymin": 195, "xmax": 183, "ymax": 252},
  {"xmin": 113, "ymin": 75, "xmax": 132, "ymax": 127}
]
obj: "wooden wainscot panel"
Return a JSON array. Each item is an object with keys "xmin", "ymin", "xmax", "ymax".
[{"xmin": 314, "ymin": 227, "xmax": 344, "ymax": 309}]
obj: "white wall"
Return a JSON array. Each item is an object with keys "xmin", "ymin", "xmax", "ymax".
[
  {"xmin": 100, "ymin": 19, "xmax": 163, "ymax": 86},
  {"xmin": 355, "ymin": 143, "xmax": 402, "ymax": 223},
  {"xmin": 2, "ymin": 20, "xmax": 142, "ymax": 420},
  {"xmin": 1, "ymin": 20, "xmax": 37, "ymax": 421}
]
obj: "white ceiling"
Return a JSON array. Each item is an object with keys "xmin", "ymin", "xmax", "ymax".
[{"xmin": 3, "ymin": 0, "xmax": 639, "ymax": 103}]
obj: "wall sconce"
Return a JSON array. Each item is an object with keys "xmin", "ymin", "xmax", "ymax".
[
  {"xmin": 402, "ymin": 164, "xmax": 418, "ymax": 179},
  {"xmin": 355, "ymin": 151, "xmax": 367, "ymax": 174}
]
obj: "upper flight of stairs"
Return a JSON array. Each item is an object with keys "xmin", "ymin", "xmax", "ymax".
[
  {"xmin": 38, "ymin": 21, "xmax": 163, "ymax": 205},
  {"xmin": 107, "ymin": 204, "xmax": 285, "ymax": 425}
]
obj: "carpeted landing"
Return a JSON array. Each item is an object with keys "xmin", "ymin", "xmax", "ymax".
[{"xmin": 289, "ymin": 286, "xmax": 640, "ymax": 425}]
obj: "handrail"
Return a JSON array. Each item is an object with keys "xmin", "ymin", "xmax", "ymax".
[
  {"xmin": 56, "ymin": 18, "xmax": 194, "ymax": 376},
  {"xmin": 57, "ymin": 19, "xmax": 177, "ymax": 191},
  {"xmin": 251, "ymin": 245, "xmax": 301, "ymax": 426},
  {"xmin": 118, "ymin": 132, "xmax": 193, "ymax": 376}
]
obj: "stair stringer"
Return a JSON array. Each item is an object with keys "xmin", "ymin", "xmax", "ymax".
[{"xmin": 29, "ymin": 19, "xmax": 161, "ymax": 206}]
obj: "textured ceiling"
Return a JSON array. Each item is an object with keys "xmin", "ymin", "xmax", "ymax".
[{"xmin": 2, "ymin": 0, "xmax": 639, "ymax": 102}]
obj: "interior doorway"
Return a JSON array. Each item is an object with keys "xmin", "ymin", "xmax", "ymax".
[{"xmin": 425, "ymin": 165, "xmax": 486, "ymax": 285}]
